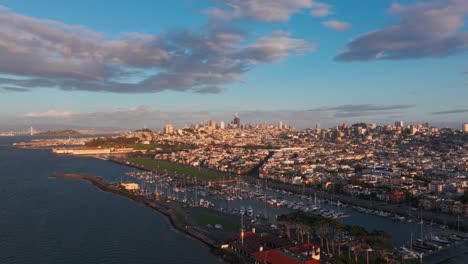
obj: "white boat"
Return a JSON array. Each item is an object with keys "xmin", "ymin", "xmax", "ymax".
[
  {"xmin": 246, "ymin": 206, "xmax": 253, "ymax": 217},
  {"xmin": 431, "ymin": 236, "xmax": 451, "ymax": 245},
  {"xmin": 240, "ymin": 206, "xmax": 245, "ymax": 215}
]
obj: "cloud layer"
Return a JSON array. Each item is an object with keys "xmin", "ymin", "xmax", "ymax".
[
  {"xmin": 432, "ymin": 108, "xmax": 468, "ymax": 115},
  {"xmin": 3, "ymin": 104, "xmax": 418, "ymax": 130},
  {"xmin": 310, "ymin": 104, "xmax": 416, "ymax": 118},
  {"xmin": 0, "ymin": 6, "xmax": 314, "ymax": 93},
  {"xmin": 206, "ymin": 0, "xmax": 332, "ymax": 22},
  {"xmin": 336, "ymin": 0, "xmax": 468, "ymax": 61}
]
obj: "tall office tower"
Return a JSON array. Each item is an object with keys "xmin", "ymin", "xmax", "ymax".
[
  {"xmin": 278, "ymin": 121, "xmax": 283, "ymax": 129},
  {"xmin": 395, "ymin": 121, "xmax": 404, "ymax": 127},
  {"xmin": 463, "ymin": 123, "xmax": 468, "ymax": 133},
  {"xmin": 219, "ymin": 121, "xmax": 225, "ymax": 129},
  {"xmin": 316, "ymin": 123, "xmax": 321, "ymax": 134},
  {"xmin": 163, "ymin": 124, "xmax": 174, "ymax": 134},
  {"xmin": 232, "ymin": 113, "xmax": 240, "ymax": 127},
  {"xmin": 207, "ymin": 120, "xmax": 216, "ymax": 130}
]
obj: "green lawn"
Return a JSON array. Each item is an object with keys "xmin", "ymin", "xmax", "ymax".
[
  {"xmin": 193, "ymin": 214, "xmax": 240, "ymax": 231},
  {"xmin": 127, "ymin": 158, "xmax": 224, "ymax": 180}
]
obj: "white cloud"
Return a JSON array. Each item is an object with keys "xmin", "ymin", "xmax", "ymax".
[
  {"xmin": 335, "ymin": 0, "xmax": 468, "ymax": 61},
  {"xmin": 310, "ymin": 1, "xmax": 332, "ymax": 17},
  {"xmin": 0, "ymin": 6, "xmax": 315, "ymax": 94},
  {"xmin": 322, "ymin": 20, "xmax": 350, "ymax": 31},
  {"xmin": 24, "ymin": 110, "xmax": 78, "ymax": 117},
  {"xmin": 207, "ymin": 0, "xmax": 334, "ymax": 21}
]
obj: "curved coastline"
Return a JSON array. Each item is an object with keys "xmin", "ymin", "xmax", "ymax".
[{"xmin": 49, "ymin": 174, "xmax": 219, "ymax": 248}]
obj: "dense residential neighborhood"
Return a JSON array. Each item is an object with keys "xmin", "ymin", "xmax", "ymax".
[{"xmin": 124, "ymin": 119, "xmax": 468, "ymax": 217}]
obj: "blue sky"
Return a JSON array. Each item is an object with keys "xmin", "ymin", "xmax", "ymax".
[{"xmin": 0, "ymin": 0, "xmax": 467, "ymax": 130}]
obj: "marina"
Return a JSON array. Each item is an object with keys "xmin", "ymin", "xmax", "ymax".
[{"xmin": 117, "ymin": 167, "xmax": 468, "ymax": 262}]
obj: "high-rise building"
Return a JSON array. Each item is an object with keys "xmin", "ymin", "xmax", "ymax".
[
  {"xmin": 463, "ymin": 123, "xmax": 468, "ymax": 133},
  {"xmin": 315, "ymin": 123, "xmax": 321, "ymax": 134},
  {"xmin": 278, "ymin": 121, "xmax": 283, "ymax": 129},
  {"xmin": 395, "ymin": 121, "xmax": 403, "ymax": 127},
  {"xmin": 219, "ymin": 121, "xmax": 225, "ymax": 129},
  {"xmin": 233, "ymin": 116, "xmax": 240, "ymax": 127},
  {"xmin": 207, "ymin": 120, "xmax": 216, "ymax": 130},
  {"xmin": 163, "ymin": 124, "xmax": 174, "ymax": 134}
]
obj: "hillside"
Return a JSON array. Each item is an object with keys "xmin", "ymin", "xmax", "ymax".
[{"xmin": 35, "ymin": 129, "xmax": 81, "ymax": 137}]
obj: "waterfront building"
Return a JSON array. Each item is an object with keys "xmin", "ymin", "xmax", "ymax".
[
  {"xmin": 253, "ymin": 248, "xmax": 320, "ymax": 264},
  {"xmin": 119, "ymin": 182, "xmax": 139, "ymax": 190},
  {"xmin": 228, "ymin": 231, "xmax": 292, "ymax": 258}
]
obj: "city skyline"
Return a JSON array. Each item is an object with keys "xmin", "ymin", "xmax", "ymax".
[{"xmin": 0, "ymin": 0, "xmax": 467, "ymax": 129}]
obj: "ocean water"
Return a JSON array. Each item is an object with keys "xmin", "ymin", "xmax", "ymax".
[{"xmin": 0, "ymin": 136, "xmax": 220, "ymax": 264}]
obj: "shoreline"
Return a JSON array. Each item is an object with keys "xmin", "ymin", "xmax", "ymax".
[
  {"xmin": 50, "ymin": 173, "xmax": 244, "ymax": 263},
  {"xmin": 50, "ymin": 174, "xmax": 219, "ymax": 247}
]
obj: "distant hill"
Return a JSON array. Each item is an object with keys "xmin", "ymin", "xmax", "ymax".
[{"xmin": 35, "ymin": 129, "xmax": 82, "ymax": 137}]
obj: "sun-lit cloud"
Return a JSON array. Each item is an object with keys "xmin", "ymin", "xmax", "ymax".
[
  {"xmin": 24, "ymin": 110, "xmax": 78, "ymax": 117},
  {"xmin": 206, "ymin": 0, "xmax": 329, "ymax": 22},
  {"xmin": 310, "ymin": 1, "xmax": 332, "ymax": 17},
  {"xmin": 335, "ymin": 0, "xmax": 468, "ymax": 61},
  {"xmin": 322, "ymin": 20, "xmax": 350, "ymax": 31},
  {"xmin": 0, "ymin": 6, "xmax": 315, "ymax": 94}
]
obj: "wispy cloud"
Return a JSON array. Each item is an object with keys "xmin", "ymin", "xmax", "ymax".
[
  {"xmin": 310, "ymin": 104, "xmax": 416, "ymax": 118},
  {"xmin": 0, "ymin": 6, "xmax": 314, "ymax": 94},
  {"xmin": 24, "ymin": 110, "xmax": 78, "ymax": 117},
  {"xmin": 310, "ymin": 2, "xmax": 332, "ymax": 17},
  {"xmin": 322, "ymin": 20, "xmax": 350, "ymax": 31},
  {"xmin": 206, "ymin": 0, "xmax": 332, "ymax": 22},
  {"xmin": 0, "ymin": 86, "xmax": 30, "ymax": 92},
  {"xmin": 432, "ymin": 109, "xmax": 468, "ymax": 115},
  {"xmin": 335, "ymin": 0, "xmax": 468, "ymax": 61},
  {"xmin": 12, "ymin": 106, "xmax": 327, "ymax": 130}
]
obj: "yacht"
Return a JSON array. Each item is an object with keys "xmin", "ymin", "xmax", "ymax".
[
  {"xmin": 246, "ymin": 206, "xmax": 253, "ymax": 217},
  {"xmin": 240, "ymin": 206, "xmax": 245, "ymax": 215}
]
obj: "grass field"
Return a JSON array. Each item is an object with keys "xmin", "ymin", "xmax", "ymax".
[
  {"xmin": 193, "ymin": 214, "xmax": 240, "ymax": 231},
  {"xmin": 127, "ymin": 158, "xmax": 224, "ymax": 180}
]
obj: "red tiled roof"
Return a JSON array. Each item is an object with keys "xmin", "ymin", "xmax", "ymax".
[
  {"xmin": 289, "ymin": 243, "xmax": 320, "ymax": 253},
  {"xmin": 230, "ymin": 232, "xmax": 292, "ymax": 253},
  {"xmin": 253, "ymin": 249, "xmax": 320, "ymax": 264}
]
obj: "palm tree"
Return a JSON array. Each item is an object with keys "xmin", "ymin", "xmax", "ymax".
[
  {"xmin": 314, "ymin": 218, "xmax": 331, "ymax": 253},
  {"xmin": 278, "ymin": 220, "xmax": 292, "ymax": 240},
  {"xmin": 303, "ymin": 224, "xmax": 311, "ymax": 244}
]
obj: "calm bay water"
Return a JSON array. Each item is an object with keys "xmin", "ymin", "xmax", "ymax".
[{"xmin": 0, "ymin": 136, "xmax": 220, "ymax": 264}]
